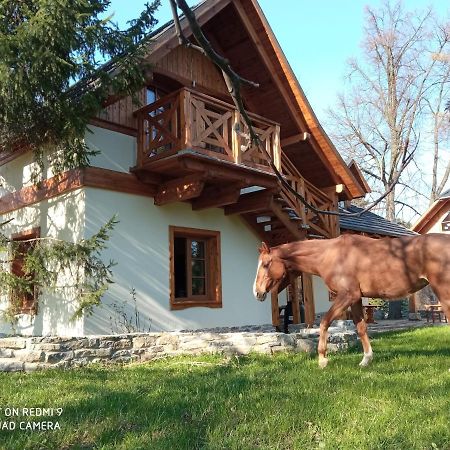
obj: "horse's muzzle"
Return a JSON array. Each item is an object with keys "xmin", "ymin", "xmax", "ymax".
[{"xmin": 255, "ymin": 292, "xmax": 267, "ymax": 302}]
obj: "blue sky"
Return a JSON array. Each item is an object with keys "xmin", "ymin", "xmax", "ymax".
[{"xmin": 108, "ymin": 0, "xmax": 449, "ymax": 122}]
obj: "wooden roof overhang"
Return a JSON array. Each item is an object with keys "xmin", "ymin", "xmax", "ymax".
[
  {"xmin": 143, "ymin": 0, "xmax": 366, "ymax": 200},
  {"xmin": 412, "ymin": 197, "xmax": 450, "ymax": 234}
]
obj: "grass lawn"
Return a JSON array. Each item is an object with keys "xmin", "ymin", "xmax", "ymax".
[{"xmin": 0, "ymin": 326, "xmax": 448, "ymax": 450}]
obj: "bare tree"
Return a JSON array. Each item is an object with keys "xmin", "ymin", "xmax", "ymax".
[
  {"xmin": 329, "ymin": 2, "xmax": 450, "ymax": 221},
  {"xmin": 426, "ymin": 44, "xmax": 450, "ymax": 204}
]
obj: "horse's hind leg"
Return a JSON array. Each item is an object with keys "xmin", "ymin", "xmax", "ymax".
[
  {"xmin": 351, "ymin": 300, "xmax": 373, "ymax": 367},
  {"xmin": 428, "ymin": 281, "xmax": 450, "ymax": 323},
  {"xmin": 318, "ymin": 291, "xmax": 359, "ymax": 368}
]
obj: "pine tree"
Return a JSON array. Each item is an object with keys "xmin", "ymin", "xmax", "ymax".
[
  {"xmin": 0, "ymin": 1, "xmax": 160, "ymax": 324},
  {"xmin": 0, "ymin": 0, "xmax": 160, "ymax": 169}
]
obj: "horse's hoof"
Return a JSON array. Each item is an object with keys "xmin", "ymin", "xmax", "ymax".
[
  {"xmin": 318, "ymin": 357, "xmax": 328, "ymax": 369},
  {"xmin": 359, "ymin": 357, "xmax": 373, "ymax": 367}
]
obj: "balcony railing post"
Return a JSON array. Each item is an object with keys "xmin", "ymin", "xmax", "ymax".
[
  {"xmin": 180, "ymin": 88, "xmax": 192, "ymax": 148},
  {"xmin": 273, "ymin": 125, "xmax": 281, "ymax": 171},
  {"xmin": 232, "ymin": 110, "xmax": 242, "ymax": 164}
]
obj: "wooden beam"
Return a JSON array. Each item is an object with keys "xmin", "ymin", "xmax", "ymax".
[
  {"xmin": 154, "ymin": 174, "xmax": 206, "ymax": 206},
  {"xmin": 302, "ymin": 273, "xmax": 315, "ymax": 327},
  {"xmin": 224, "ymin": 189, "xmax": 274, "ymax": 215},
  {"xmin": 83, "ymin": 167, "xmax": 157, "ymax": 197},
  {"xmin": 191, "ymin": 184, "xmax": 242, "ymax": 210},
  {"xmin": 281, "ymin": 132, "xmax": 310, "ymax": 148},
  {"xmin": 180, "ymin": 156, "xmax": 278, "ymax": 188},
  {"xmin": 88, "ymin": 118, "xmax": 137, "ymax": 137},
  {"xmin": 0, "ymin": 167, "xmax": 156, "ymax": 216},
  {"xmin": 131, "ymin": 169, "xmax": 164, "ymax": 186},
  {"xmin": 271, "ymin": 290, "xmax": 280, "ymax": 327},
  {"xmin": 270, "ymin": 198, "xmax": 305, "ymax": 240}
]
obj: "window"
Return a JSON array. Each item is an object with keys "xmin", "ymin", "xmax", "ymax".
[
  {"xmin": 10, "ymin": 228, "xmax": 40, "ymax": 314},
  {"xmin": 169, "ymin": 226, "xmax": 221, "ymax": 309}
]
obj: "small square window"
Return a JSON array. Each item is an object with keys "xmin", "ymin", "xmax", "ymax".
[{"xmin": 169, "ymin": 226, "xmax": 221, "ymax": 310}]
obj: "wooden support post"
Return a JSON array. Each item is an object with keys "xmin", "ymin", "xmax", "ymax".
[
  {"xmin": 271, "ymin": 290, "xmax": 280, "ymax": 328},
  {"xmin": 289, "ymin": 273, "xmax": 300, "ymax": 324},
  {"xmin": 302, "ymin": 273, "xmax": 315, "ymax": 326},
  {"xmin": 232, "ymin": 110, "xmax": 241, "ymax": 164},
  {"xmin": 409, "ymin": 293, "xmax": 418, "ymax": 313}
]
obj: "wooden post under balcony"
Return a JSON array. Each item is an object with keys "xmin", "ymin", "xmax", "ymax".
[
  {"xmin": 302, "ymin": 273, "xmax": 315, "ymax": 326},
  {"xmin": 232, "ymin": 110, "xmax": 242, "ymax": 164},
  {"xmin": 289, "ymin": 273, "xmax": 301, "ymax": 324}
]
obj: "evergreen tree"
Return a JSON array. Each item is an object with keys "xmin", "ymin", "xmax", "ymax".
[
  {"xmin": 0, "ymin": 0, "xmax": 160, "ymax": 169},
  {"xmin": 0, "ymin": 1, "xmax": 160, "ymax": 324}
]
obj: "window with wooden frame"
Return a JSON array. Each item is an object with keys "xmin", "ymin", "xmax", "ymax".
[
  {"xmin": 10, "ymin": 228, "xmax": 40, "ymax": 315},
  {"xmin": 169, "ymin": 226, "xmax": 222, "ymax": 310}
]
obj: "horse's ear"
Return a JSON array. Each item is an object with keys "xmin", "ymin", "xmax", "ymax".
[{"xmin": 259, "ymin": 242, "xmax": 270, "ymax": 254}]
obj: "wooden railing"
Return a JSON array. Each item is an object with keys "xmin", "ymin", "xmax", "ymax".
[
  {"xmin": 134, "ymin": 87, "xmax": 281, "ymax": 172},
  {"xmin": 280, "ymin": 153, "xmax": 339, "ymax": 238}
]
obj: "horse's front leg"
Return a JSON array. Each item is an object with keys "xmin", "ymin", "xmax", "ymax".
[
  {"xmin": 351, "ymin": 300, "xmax": 373, "ymax": 367},
  {"xmin": 318, "ymin": 291, "xmax": 358, "ymax": 369}
]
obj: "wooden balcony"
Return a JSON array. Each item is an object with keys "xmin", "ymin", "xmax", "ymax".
[
  {"xmin": 133, "ymin": 87, "xmax": 338, "ymax": 240},
  {"xmin": 134, "ymin": 87, "xmax": 281, "ymax": 175}
]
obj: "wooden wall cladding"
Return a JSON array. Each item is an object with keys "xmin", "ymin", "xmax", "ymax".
[
  {"xmin": 96, "ymin": 87, "xmax": 146, "ymax": 131},
  {"xmin": 154, "ymin": 46, "xmax": 228, "ymax": 96},
  {"xmin": 95, "ymin": 45, "xmax": 228, "ymax": 132}
]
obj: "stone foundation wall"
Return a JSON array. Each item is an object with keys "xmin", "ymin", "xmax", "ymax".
[{"xmin": 0, "ymin": 322, "xmax": 357, "ymax": 372}]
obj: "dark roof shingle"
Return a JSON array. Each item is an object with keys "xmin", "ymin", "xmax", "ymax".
[{"xmin": 339, "ymin": 205, "xmax": 416, "ymax": 237}]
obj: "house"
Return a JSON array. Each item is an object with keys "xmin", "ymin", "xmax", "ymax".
[
  {"xmin": 412, "ymin": 189, "xmax": 450, "ymax": 234},
  {"xmin": 0, "ymin": 0, "xmax": 368, "ymax": 336}
]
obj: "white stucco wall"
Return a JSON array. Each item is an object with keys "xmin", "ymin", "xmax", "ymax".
[
  {"xmin": 85, "ymin": 125, "xmax": 136, "ymax": 173},
  {"xmin": 312, "ymin": 275, "xmax": 331, "ymax": 314},
  {"xmin": 0, "ymin": 189, "xmax": 86, "ymax": 336},
  {"xmin": 83, "ymin": 187, "xmax": 272, "ymax": 333}
]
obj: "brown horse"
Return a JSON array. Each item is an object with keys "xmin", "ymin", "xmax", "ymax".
[{"xmin": 253, "ymin": 233, "xmax": 450, "ymax": 368}]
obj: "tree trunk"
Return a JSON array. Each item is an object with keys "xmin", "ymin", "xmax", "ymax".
[{"xmin": 385, "ymin": 188, "xmax": 396, "ymax": 222}]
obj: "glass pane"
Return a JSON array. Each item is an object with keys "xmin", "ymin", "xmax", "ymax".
[
  {"xmin": 174, "ymin": 237, "xmax": 187, "ymax": 298},
  {"xmin": 192, "ymin": 277, "xmax": 205, "ymax": 296},
  {"xmin": 147, "ymin": 88, "xmax": 156, "ymax": 105},
  {"xmin": 191, "ymin": 240, "xmax": 205, "ymax": 258},
  {"xmin": 192, "ymin": 260, "xmax": 205, "ymax": 277}
]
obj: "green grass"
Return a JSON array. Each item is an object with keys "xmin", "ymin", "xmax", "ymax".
[{"xmin": 0, "ymin": 327, "xmax": 449, "ymax": 450}]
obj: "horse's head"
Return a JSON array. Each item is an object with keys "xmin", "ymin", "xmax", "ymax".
[{"xmin": 253, "ymin": 242, "xmax": 287, "ymax": 301}]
